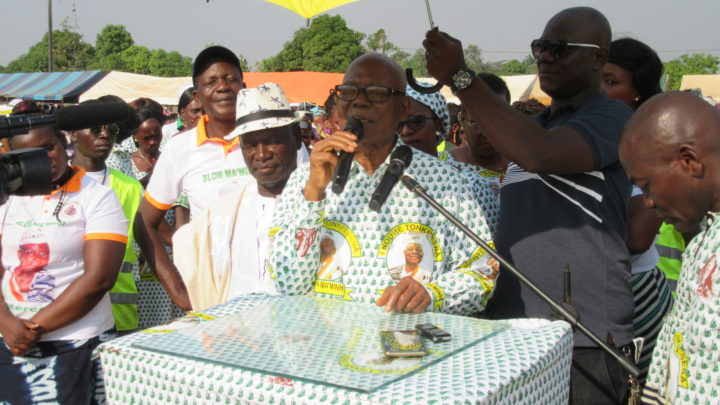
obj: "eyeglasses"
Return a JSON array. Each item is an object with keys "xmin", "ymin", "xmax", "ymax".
[
  {"xmin": 397, "ymin": 115, "xmax": 435, "ymax": 132},
  {"xmin": 89, "ymin": 123, "xmax": 120, "ymax": 137},
  {"xmin": 530, "ymin": 39, "xmax": 600, "ymax": 60},
  {"xmin": 334, "ymin": 85, "xmax": 405, "ymax": 103}
]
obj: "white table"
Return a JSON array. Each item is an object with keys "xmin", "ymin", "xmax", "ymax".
[{"xmin": 98, "ymin": 296, "xmax": 573, "ymax": 404}]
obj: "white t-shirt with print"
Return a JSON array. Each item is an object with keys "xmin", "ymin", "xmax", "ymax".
[
  {"xmin": 0, "ymin": 168, "xmax": 128, "ymax": 341},
  {"xmin": 145, "ymin": 116, "xmax": 251, "ymax": 214}
]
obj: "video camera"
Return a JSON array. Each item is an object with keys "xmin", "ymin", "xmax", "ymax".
[
  {"xmin": 0, "ymin": 101, "xmax": 134, "ymax": 205},
  {"xmin": 0, "ymin": 148, "xmax": 52, "ymax": 205}
]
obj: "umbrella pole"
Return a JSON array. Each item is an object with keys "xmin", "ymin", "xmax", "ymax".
[{"xmin": 424, "ymin": 0, "xmax": 436, "ymax": 29}]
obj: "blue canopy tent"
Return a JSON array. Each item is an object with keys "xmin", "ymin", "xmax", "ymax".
[{"xmin": 0, "ymin": 71, "xmax": 107, "ymax": 103}]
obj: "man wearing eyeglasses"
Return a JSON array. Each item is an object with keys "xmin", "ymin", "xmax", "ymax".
[
  {"xmin": 269, "ymin": 53, "xmax": 498, "ymax": 316},
  {"xmin": 424, "ymin": 7, "xmax": 634, "ymax": 405},
  {"xmin": 70, "ymin": 100, "xmax": 145, "ymax": 335}
]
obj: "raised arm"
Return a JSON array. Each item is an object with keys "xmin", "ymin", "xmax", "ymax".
[{"xmin": 423, "ymin": 30, "xmax": 596, "ymax": 174}]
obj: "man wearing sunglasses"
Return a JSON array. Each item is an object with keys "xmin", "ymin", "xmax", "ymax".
[
  {"xmin": 70, "ymin": 99, "xmax": 145, "ymax": 335},
  {"xmin": 424, "ymin": 7, "xmax": 634, "ymax": 405},
  {"xmin": 269, "ymin": 53, "xmax": 498, "ymax": 316}
]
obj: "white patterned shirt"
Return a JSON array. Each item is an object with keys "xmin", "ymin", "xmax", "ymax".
[
  {"xmin": 642, "ymin": 212, "xmax": 720, "ymax": 404},
  {"xmin": 269, "ymin": 139, "xmax": 499, "ymax": 315}
]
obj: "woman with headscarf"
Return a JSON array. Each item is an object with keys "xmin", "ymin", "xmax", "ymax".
[{"xmin": 401, "ymin": 83, "xmax": 499, "ymax": 235}]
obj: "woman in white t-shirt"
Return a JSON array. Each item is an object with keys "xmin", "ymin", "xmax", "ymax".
[{"xmin": 0, "ymin": 121, "xmax": 127, "ymax": 404}]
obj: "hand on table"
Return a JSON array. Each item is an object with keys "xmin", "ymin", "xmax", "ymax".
[
  {"xmin": 376, "ymin": 277, "xmax": 431, "ymax": 313},
  {"xmin": 422, "ymin": 29, "xmax": 468, "ymax": 86},
  {"xmin": 0, "ymin": 315, "xmax": 40, "ymax": 356},
  {"xmin": 303, "ymin": 130, "xmax": 359, "ymax": 201}
]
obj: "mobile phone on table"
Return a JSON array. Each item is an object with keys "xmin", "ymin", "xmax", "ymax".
[
  {"xmin": 415, "ymin": 323, "xmax": 452, "ymax": 343},
  {"xmin": 380, "ymin": 330, "xmax": 427, "ymax": 357}
]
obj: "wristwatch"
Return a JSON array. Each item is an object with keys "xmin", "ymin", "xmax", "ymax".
[{"xmin": 450, "ymin": 68, "xmax": 476, "ymax": 93}]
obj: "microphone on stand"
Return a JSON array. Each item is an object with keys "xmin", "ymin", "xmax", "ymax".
[
  {"xmin": 399, "ymin": 174, "xmax": 641, "ymax": 378},
  {"xmin": 369, "ymin": 145, "xmax": 413, "ymax": 212},
  {"xmin": 331, "ymin": 118, "xmax": 364, "ymax": 195}
]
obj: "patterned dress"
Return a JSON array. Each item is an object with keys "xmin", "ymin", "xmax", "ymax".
[
  {"xmin": 642, "ymin": 212, "xmax": 720, "ymax": 404},
  {"xmin": 270, "ymin": 139, "xmax": 500, "ymax": 315}
]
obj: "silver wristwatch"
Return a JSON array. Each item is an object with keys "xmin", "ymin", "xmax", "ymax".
[{"xmin": 450, "ymin": 68, "xmax": 476, "ymax": 93}]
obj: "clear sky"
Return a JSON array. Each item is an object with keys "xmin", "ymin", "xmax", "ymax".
[{"xmin": 3, "ymin": 0, "xmax": 719, "ymax": 69}]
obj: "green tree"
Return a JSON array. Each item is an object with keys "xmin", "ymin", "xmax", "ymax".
[
  {"xmin": 6, "ymin": 30, "xmax": 94, "ymax": 72},
  {"xmin": 95, "ymin": 25, "xmax": 134, "ymax": 57},
  {"xmin": 261, "ymin": 15, "xmax": 364, "ymax": 72},
  {"xmin": 664, "ymin": 53, "xmax": 720, "ymax": 90},
  {"xmin": 398, "ymin": 49, "xmax": 428, "ymax": 77},
  {"xmin": 365, "ymin": 29, "xmax": 399, "ymax": 55},
  {"xmin": 495, "ymin": 56, "xmax": 536, "ymax": 75}
]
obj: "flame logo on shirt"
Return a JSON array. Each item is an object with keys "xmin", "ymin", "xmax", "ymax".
[{"xmin": 696, "ymin": 254, "xmax": 717, "ymax": 299}]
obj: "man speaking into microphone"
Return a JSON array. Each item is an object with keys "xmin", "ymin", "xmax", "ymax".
[{"xmin": 269, "ymin": 53, "xmax": 498, "ymax": 315}]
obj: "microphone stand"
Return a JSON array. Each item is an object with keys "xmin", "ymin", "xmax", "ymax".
[{"xmin": 400, "ymin": 175, "xmax": 640, "ymax": 377}]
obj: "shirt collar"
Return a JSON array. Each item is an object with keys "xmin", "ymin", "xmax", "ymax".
[
  {"xmin": 538, "ymin": 92, "xmax": 608, "ymax": 123},
  {"xmin": 195, "ymin": 115, "xmax": 239, "ymax": 155},
  {"xmin": 51, "ymin": 165, "xmax": 85, "ymax": 195}
]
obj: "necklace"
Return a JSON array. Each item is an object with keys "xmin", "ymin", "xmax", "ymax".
[
  {"xmin": 100, "ymin": 167, "xmax": 108, "ymax": 185},
  {"xmin": 134, "ymin": 151, "xmax": 156, "ymax": 171}
]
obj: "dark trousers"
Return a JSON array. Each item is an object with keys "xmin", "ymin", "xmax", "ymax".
[{"xmin": 571, "ymin": 347, "xmax": 629, "ymax": 405}]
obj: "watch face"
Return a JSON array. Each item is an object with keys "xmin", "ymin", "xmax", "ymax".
[{"xmin": 453, "ymin": 70, "xmax": 474, "ymax": 91}]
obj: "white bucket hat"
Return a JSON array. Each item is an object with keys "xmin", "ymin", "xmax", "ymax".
[{"xmin": 225, "ymin": 82, "xmax": 303, "ymax": 140}]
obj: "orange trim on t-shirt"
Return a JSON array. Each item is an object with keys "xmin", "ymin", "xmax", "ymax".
[
  {"xmin": 50, "ymin": 165, "xmax": 86, "ymax": 195},
  {"xmin": 85, "ymin": 233, "xmax": 128, "ymax": 244},
  {"xmin": 144, "ymin": 190, "xmax": 173, "ymax": 211},
  {"xmin": 195, "ymin": 115, "xmax": 239, "ymax": 155}
]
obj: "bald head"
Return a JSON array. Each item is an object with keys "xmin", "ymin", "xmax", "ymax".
[
  {"xmin": 546, "ymin": 7, "xmax": 612, "ymax": 47},
  {"xmin": 619, "ymin": 91, "xmax": 720, "ymax": 230},
  {"xmin": 622, "ymin": 91, "xmax": 720, "ymax": 156},
  {"xmin": 345, "ymin": 53, "xmax": 406, "ymax": 90}
]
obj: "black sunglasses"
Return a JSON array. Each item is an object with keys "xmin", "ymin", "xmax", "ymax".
[
  {"xmin": 397, "ymin": 115, "xmax": 435, "ymax": 132},
  {"xmin": 530, "ymin": 39, "xmax": 600, "ymax": 60},
  {"xmin": 335, "ymin": 85, "xmax": 405, "ymax": 103},
  {"xmin": 89, "ymin": 123, "xmax": 120, "ymax": 137}
]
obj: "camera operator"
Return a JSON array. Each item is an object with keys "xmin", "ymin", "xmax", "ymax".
[{"xmin": 0, "ymin": 105, "xmax": 127, "ymax": 403}]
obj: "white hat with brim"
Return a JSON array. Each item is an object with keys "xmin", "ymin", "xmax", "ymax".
[{"xmin": 225, "ymin": 82, "xmax": 303, "ymax": 140}]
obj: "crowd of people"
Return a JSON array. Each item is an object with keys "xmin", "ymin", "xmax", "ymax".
[{"xmin": 0, "ymin": 5, "xmax": 718, "ymax": 405}]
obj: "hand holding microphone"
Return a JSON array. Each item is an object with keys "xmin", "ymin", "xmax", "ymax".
[{"xmin": 302, "ymin": 118, "xmax": 363, "ymax": 201}]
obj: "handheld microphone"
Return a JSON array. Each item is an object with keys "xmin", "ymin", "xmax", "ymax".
[
  {"xmin": 369, "ymin": 145, "xmax": 413, "ymax": 212},
  {"xmin": 0, "ymin": 102, "xmax": 133, "ymax": 138},
  {"xmin": 331, "ymin": 118, "xmax": 364, "ymax": 195}
]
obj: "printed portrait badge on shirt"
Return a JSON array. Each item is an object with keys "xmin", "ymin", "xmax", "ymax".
[
  {"xmin": 377, "ymin": 226, "xmax": 441, "ymax": 284},
  {"xmin": 313, "ymin": 220, "xmax": 359, "ymax": 301},
  {"xmin": 7, "ymin": 230, "xmax": 55, "ymax": 304}
]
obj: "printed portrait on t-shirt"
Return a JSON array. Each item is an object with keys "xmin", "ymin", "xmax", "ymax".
[
  {"xmin": 385, "ymin": 233, "xmax": 434, "ymax": 284},
  {"xmin": 316, "ymin": 231, "xmax": 348, "ymax": 281},
  {"xmin": 8, "ymin": 232, "xmax": 56, "ymax": 303}
]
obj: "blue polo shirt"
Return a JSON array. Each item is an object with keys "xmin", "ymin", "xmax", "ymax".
[{"xmin": 487, "ymin": 93, "xmax": 634, "ymax": 347}]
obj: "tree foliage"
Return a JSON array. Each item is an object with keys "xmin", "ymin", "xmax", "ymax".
[
  {"xmin": 95, "ymin": 24, "xmax": 134, "ymax": 57},
  {"xmin": 4, "ymin": 24, "xmax": 192, "ymax": 76},
  {"xmin": 493, "ymin": 56, "xmax": 536, "ymax": 75},
  {"xmin": 261, "ymin": 15, "xmax": 364, "ymax": 73},
  {"xmin": 664, "ymin": 53, "xmax": 720, "ymax": 91},
  {"xmin": 6, "ymin": 30, "xmax": 94, "ymax": 72},
  {"xmin": 365, "ymin": 29, "xmax": 399, "ymax": 55}
]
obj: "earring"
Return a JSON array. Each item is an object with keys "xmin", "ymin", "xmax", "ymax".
[{"xmin": 634, "ymin": 96, "xmax": 641, "ymax": 102}]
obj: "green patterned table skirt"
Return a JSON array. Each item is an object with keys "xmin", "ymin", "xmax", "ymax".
[{"xmin": 97, "ymin": 296, "xmax": 572, "ymax": 404}]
